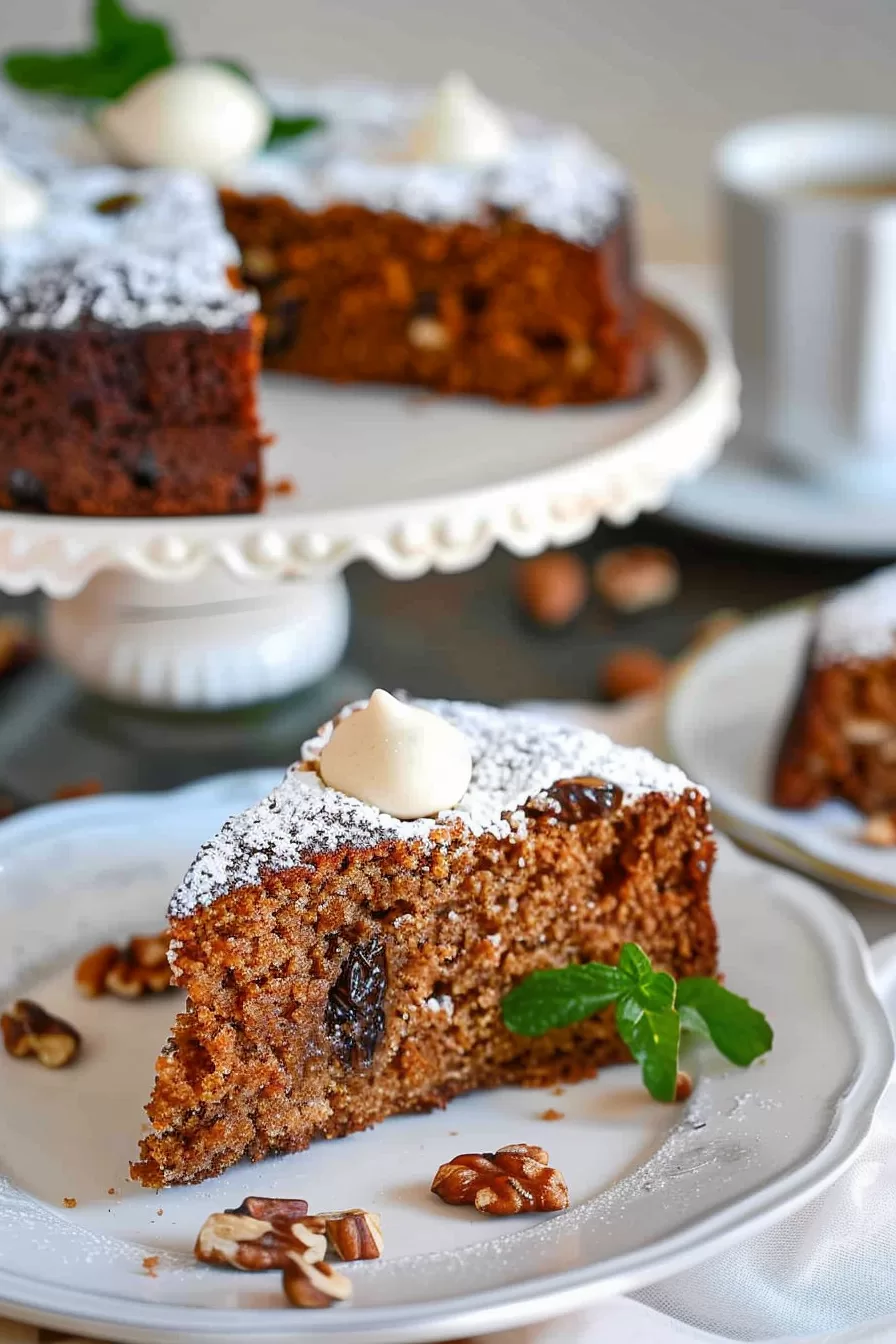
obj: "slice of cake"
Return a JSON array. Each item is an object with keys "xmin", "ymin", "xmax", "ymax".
[
  {"xmin": 774, "ymin": 567, "xmax": 896, "ymax": 813},
  {"xmin": 133, "ymin": 692, "xmax": 716, "ymax": 1188}
]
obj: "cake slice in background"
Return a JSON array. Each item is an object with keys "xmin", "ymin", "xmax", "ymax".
[
  {"xmin": 133, "ymin": 694, "xmax": 716, "ymax": 1188},
  {"xmin": 774, "ymin": 567, "xmax": 896, "ymax": 813}
]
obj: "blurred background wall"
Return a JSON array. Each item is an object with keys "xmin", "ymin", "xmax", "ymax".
[{"xmin": 4, "ymin": 0, "xmax": 893, "ymax": 261}]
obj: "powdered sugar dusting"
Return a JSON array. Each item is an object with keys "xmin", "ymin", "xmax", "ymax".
[
  {"xmin": 814, "ymin": 565, "xmax": 896, "ymax": 665},
  {"xmin": 227, "ymin": 80, "xmax": 627, "ymax": 246},
  {"xmin": 170, "ymin": 696, "xmax": 700, "ymax": 916}
]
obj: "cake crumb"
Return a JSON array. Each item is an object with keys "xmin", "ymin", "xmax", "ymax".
[
  {"xmin": 267, "ymin": 475, "xmax": 297, "ymax": 498},
  {"xmin": 551, "ymin": 1086, "xmax": 565, "ymax": 1096},
  {"xmin": 107, "ymin": 1186, "xmax": 116, "ymax": 1196},
  {"xmin": 157, "ymin": 1207, "xmax": 164, "ymax": 1216},
  {"xmin": 63, "ymin": 1197, "xmax": 77, "ymax": 1208},
  {"xmin": 142, "ymin": 1255, "xmax": 159, "ymax": 1277},
  {"xmin": 538, "ymin": 1107, "xmax": 564, "ymax": 1121}
]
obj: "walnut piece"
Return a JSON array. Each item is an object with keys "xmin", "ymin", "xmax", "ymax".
[
  {"xmin": 1, "ymin": 999, "xmax": 81, "ymax": 1067},
  {"xmin": 594, "ymin": 546, "xmax": 680, "ymax": 613},
  {"xmin": 194, "ymin": 1212, "xmax": 325, "ymax": 1271},
  {"xmin": 225, "ymin": 1196, "xmax": 309, "ymax": 1224},
  {"xmin": 75, "ymin": 931, "xmax": 172, "ymax": 998},
  {"xmin": 283, "ymin": 1252, "xmax": 352, "ymax": 1309},
  {"xmin": 600, "ymin": 647, "xmax": 668, "ymax": 701},
  {"xmin": 860, "ymin": 812, "xmax": 896, "ymax": 847},
  {"xmin": 516, "ymin": 551, "xmax": 588, "ymax": 628},
  {"xmin": 431, "ymin": 1143, "xmax": 569, "ymax": 1216}
]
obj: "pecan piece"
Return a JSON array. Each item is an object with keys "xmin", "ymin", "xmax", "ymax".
[
  {"xmin": 1, "ymin": 999, "xmax": 81, "ymax": 1068},
  {"xmin": 194, "ymin": 1212, "xmax": 325, "ymax": 1270},
  {"xmin": 313, "ymin": 1209, "xmax": 383, "ymax": 1261},
  {"xmin": 75, "ymin": 931, "xmax": 172, "ymax": 998},
  {"xmin": 431, "ymin": 1143, "xmax": 568, "ymax": 1216},
  {"xmin": 224, "ymin": 1196, "xmax": 309, "ymax": 1224},
  {"xmin": 282, "ymin": 1252, "xmax": 352, "ymax": 1309}
]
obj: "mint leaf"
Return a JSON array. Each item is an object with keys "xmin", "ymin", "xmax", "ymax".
[
  {"xmin": 268, "ymin": 113, "xmax": 324, "ymax": 147},
  {"xmin": 677, "ymin": 978, "xmax": 773, "ymax": 1066},
  {"xmin": 618, "ymin": 941, "xmax": 654, "ymax": 987},
  {"xmin": 502, "ymin": 962, "xmax": 627, "ymax": 1036},
  {"xmin": 4, "ymin": 0, "xmax": 174, "ymax": 100},
  {"xmin": 617, "ymin": 994, "xmax": 681, "ymax": 1102}
]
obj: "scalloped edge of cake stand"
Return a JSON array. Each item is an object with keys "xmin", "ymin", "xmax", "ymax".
[{"xmin": 0, "ymin": 272, "xmax": 739, "ymax": 601}]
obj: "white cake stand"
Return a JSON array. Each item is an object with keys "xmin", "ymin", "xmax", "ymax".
[{"xmin": 2, "ymin": 268, "xmax": 739, "ymax": 709}]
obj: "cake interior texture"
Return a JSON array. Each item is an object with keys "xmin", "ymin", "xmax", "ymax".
[
  {"xmin": 221, "ymin": 195, "xmax": 648, "ymax": 407},
  {"xmin": 133, "ymin": 702, "xmax": 716, "ymax": 1188}
]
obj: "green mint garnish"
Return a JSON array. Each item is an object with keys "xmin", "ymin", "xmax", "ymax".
[
  {"xmin": 4, "ymin": 0, "xmax": 175, "ymax": 101},
  {"xmin": 4, "ymin": 1, "xmax": 324, "ymax": 147},
  {"xmin": 502, "ymin": 942, "xmax": 772, "ymax": 1103}
]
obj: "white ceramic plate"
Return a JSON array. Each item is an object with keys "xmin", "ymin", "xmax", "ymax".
[
  {"xmin": 0, "ymin": 773, "xmax": 891, "ymax": 1344},
  {"xmin": 664, "ymin": 431, "xmax": 896, "ymax": 558},
  {"xmin": 665, "ymin": 602, "xmax": 896, "ymax": 902},
  {"xmin": 0, "ymin": 268, "xmax": 738, "ymax": 597}
]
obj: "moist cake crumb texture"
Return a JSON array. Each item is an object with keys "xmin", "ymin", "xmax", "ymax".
[{"xmin": 134, "ymin": 697, "xmax": 716, "ymax": 1188}]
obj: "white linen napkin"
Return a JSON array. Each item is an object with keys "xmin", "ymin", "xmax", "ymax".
[{"xmin": 3, "ymin": 695, "xmax": 895, "ymax": 1344}]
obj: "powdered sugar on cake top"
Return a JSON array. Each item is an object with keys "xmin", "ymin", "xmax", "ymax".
[
  {"xmin": 170, "ymin": 697, "xmax": 700, "ymax": 916},
  {"xmin": 226, "ymin": 80, "xmax": 627, "ymax": 247},
  {"xmin": 814, "ymin": 566, "xmax": 896, "ymax": 665}
]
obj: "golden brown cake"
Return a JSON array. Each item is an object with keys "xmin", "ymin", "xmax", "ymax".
[
  {"xmin": 774, "ymin": 567, "xmax": 896, "ymax": 813},
  {"xmin": 133, "ymin": 697, "xmax": 716, "ymax": 1188}
]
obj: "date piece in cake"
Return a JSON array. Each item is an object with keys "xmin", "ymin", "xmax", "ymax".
[
  {"xmin": 774, "ymin": 567, "xmax": 896, "ymax": 814},
  {"xmin": 132, "ymin": 696, "xmax": 716, "ymax": 1187}
]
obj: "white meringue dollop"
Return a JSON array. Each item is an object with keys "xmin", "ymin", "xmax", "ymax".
[
  {"xmin": 318, "ymin": 689, "xmax": 473, "ymax": 821},
  {"xmin": 96, "ymin": 63, "xmax": 271, "ymax": 175},
  {"xmin": 0, "ymin": 158, "xmax": 47, "ymax": 233},
  {"xmin": 408, "ymin": 72, "xmax": 512, "ymax": 166}
]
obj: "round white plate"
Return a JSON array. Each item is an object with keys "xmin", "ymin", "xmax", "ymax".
[
  {"xmin": 664, "ymin": 431, "xmax": 896, "ymax": 558},
  {"xmin": 0, "ymin": 268, "xmax": 738, "ymax": 597},
  {"xmin": 0, "ymin": 772, "xmax": 890, "ymax": 1343},
  {"xmin": 665, "ymin": 601, "xmax": 896, "ymax": 902}
]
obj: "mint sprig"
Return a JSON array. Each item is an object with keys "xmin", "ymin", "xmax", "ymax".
[
  {"xmin": 4, "ymin": 0, "xmax": 324, "ymax": 148},
  {"xmin": 502, "ymin": 942, "xmax": 772, "ymax": 1102},
  {"xmin": 4, "ymin": 0, "xmax": 175, "ymax": 101}
]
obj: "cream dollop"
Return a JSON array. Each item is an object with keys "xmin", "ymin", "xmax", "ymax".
[
  {"xmin": 0, "ymin": 158, "xmax": 46, "ymax": 233},
  {"xmin": 96, "ymin": 63, "xmax": 271, "ymax": 175},
  {"xmin": 407, "ymin": 72, "xmax": 512, "ymax": 166},
  {"xmin": 319, "ymin": 690, "xmax": 473, "ymax": 820}
]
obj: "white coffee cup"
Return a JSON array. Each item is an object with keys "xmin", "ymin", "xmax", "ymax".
[{"xmin": 718, "ymin": 116, "xmax": 896, "ymax": 490}]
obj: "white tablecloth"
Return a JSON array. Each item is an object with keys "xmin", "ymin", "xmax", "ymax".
[{"xmin": 3, "ymin": 697, "xmax": 895, "ymax": 1344}]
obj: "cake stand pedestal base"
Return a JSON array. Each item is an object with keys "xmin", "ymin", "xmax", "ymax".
[{"xmin": 43, "ymin": 566, "xmax": 351, "ymax": 709}]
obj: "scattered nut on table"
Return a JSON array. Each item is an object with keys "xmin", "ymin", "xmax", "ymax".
[
  {"xmin": 516, "ymin": 551, "xmax": 588, "ymax": 628},
  {"xmin": 593, "ymin": 545, "xmax": 680, "ymax": 613},
  {"xmin": 75, "ymin": 931, "xmax": 173, "ymax": 998},
  {"xmin": 431, "ymin": 1143, "xmax": 569, "ymax": 1215},
  {"xmin": 600, "ymin": 647, "xmax": 668, "ymax": 701},
  {"xmin": 1, "ymin": 999, "xmax": 81, "ymax": 1067}
]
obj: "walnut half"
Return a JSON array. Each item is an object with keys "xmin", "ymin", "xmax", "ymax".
[
  {"xmin": 431, "ymin": 1143, "xmax": 569, "ymax": 1216},
  {"xmin": 1, "ymin": 1000, "xmax": 81, "ymax": 1068},
  {"xmin": 75, "ymin": 932, "xmax": 172, "ymax": 999}
]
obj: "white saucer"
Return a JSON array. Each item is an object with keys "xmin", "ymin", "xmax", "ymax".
[
  {"xmin": 664, "ymin": 432, "xmax": 896, "ymax": 557},
  {"xmin": 666, "ymin": 600, "xmax": 896, "ymax": 902},
  {"xmin": 0, "ymin": 771, "xmax": 891, "ymax": 1343}
]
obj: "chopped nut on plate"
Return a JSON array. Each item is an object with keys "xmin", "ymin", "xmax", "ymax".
[
  {"xmin": 316, "ymin": 1208, "xmax": 383, "ymax": 1261},
  {"xmin": 516, "ymin": 551, "xmax": 588, "ymax": 629},
  {"xmin": 594, "ymin": 546, "xmax": 680, "ymax": 614},
  {"xmin": 600, "ymin": 647, "xmax": 668, "ymax": 701},
  {"xmin": 675, "ymin": 1071, "xmax": 693, "ymax": 1102},
  {"xmin": 431, "ymin": 1143, "xmax": 569, "ymax": 1215},
  {"xmin": 283, "ymin": 1252, "xmax": 352, "ymax": 1309},
  {"xmin": 195, "ymin": 1211, "xmax": 326, "ymax": 1271},
  {"xmin": 75, "ymin": 931, "xmax": 173, "ymax": 998},
  {"xmin": 860, "ymin": 812, "xmax": 896, "ymax": 847},
  {"xmin": 225, "ymin": 1195, "xmax": 309, "ymax": 1223},
  {"xmin": 1, "ymin": 999, "xmax": 81, "ymax": 1067}
]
